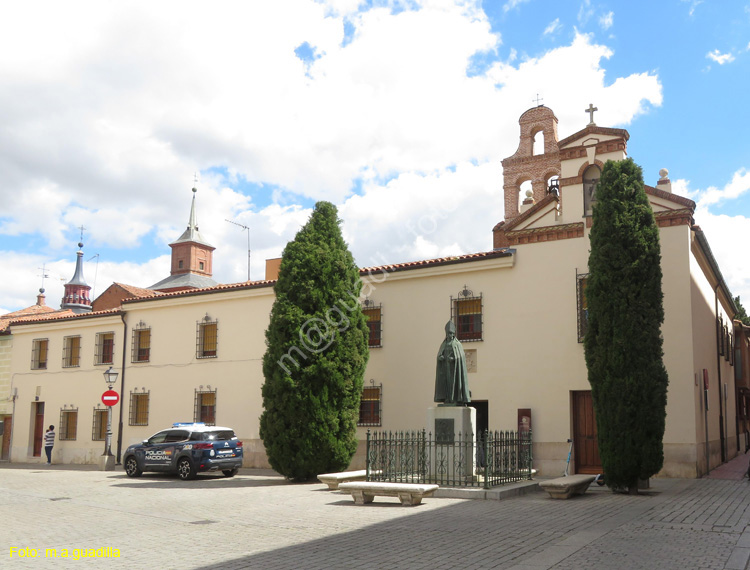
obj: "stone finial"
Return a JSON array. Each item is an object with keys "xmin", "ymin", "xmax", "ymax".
[{"xmin": 657, "ymin": 168, "xmax": 672, "ymax": 193}]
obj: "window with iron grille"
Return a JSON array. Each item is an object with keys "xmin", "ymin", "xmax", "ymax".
[
  {"xmin": 92, "ymin": 407, "xmax": 107, "ymax": 441},
  {"xmin": 31, "ymin": 338, "xmax": 48, "ymax": 370},
  {"xmin": 583, "ymin": 165, "xmax": 601, "ymax": 216},
  {"xmin": 129, "ymin": 391, "xmax": 150, "ymax": 426},
  {"xmin": 725, "ymin": 326, "xmax": 731, "ymax": 362},
  {"xmin": 358, "ymin": 384, "xmax": 382, "ymax": 426},
  {"xmin": 577, "ymin": 273, "xmax": 589, "ymax": 342},
  {"xmin": 362, "ymin": 302, "xmax": 382, "ymax": 348},
  {"xmin": 95, "ymin": 332, "xmax": 115, "ymax": 365},
  {"xmin": 196, "ymin": 316, "xmax": 218, "ymax": 358},
  {"xmin": 132, "ymin": 324, "xmax": 151, "ymax": 363},
  {"xmin": 59, "ymin": 408, "xmax": 78, "ymax": 440},
  {"xmin": 62, "ymin": 336, "xmax": 81, "ymax": 368},
  {"xmin": 194, "ymin": 389, "xmax": 216, "ymax": 425},
  {"xmin": 451, "ymin": 286, "xmax": 483, "ymax": 341}
]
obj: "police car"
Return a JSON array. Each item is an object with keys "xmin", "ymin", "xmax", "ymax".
[{"xmin": 123, "ymin": 423, "xmax": 243, "ymax": 480}]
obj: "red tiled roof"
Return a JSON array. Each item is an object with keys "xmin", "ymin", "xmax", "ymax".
[
  {"xmin": 122, "ymin": 280, "xmax": 277, "ymax": 304},
  {"xmin": 359, "ymin": 249, "xmax": 513, "ymax": 275},
  {"xmin": 122, "ymin": 250, "xmax": 514, "ymax": 304},
  {"xmin": 114, "ymin": 283, "xmax": 163, "ymax": 297},
  {"xmin": 6, "ymin": 308, "xmax": 122, "ymax": 328}
]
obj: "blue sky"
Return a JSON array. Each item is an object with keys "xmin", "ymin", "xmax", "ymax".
[{"xmin": 1, "ymin": 0, "xmax": 748, "ymax": 313}]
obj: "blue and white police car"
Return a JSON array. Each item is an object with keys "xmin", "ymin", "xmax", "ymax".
[{"xmin": 123, "ymin": 423, "xmax": 243, "ymax": 480}]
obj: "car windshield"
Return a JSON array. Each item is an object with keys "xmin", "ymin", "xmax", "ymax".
[{"xmin": 203, "ymin": 430, "xmax": 235, "ymax": 441}]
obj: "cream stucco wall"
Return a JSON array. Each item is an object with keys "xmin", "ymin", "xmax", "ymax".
[
  {"xmin": 4, "ymin": 119, "xmax": 740, "ymax": 479},
  {"xmin": 9, "ymin": 315, "xmax": 125, "ymax": 464},
  {"xmin": 120, "ymin": 286, "xmax": 275, "ymax": 467}
]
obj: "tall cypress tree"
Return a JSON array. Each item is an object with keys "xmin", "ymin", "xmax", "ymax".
[
  {"xmin": 584, "ymin": 158, "xmax": 669, "ymax": 493},
  {"xmin": 260, "ymin": 201, "xmax": 369, "ymax": 481}
]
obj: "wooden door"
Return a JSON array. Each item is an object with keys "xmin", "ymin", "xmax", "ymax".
[
  {"xmin": 33, "ymin": 403, "xmax": 44, "ymax": 457},
  {"xmin": 572, "ymin": 391, "xmax": 602, "ymax": 474},
  {"xmin": 1, "ymin": 417, "xmax": 11, "ymax": 460}
]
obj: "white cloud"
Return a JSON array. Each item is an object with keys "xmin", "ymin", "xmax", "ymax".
[
  {"xmin": 543, "ymin": 18, "xmax": 562, "ymax": 36},
  {"xmin": 0, "ymin": 2, "xmax": 667, "ymax": 311},
  {"xmin": 578, "ymin": 0, "xmax": 594, "ymax": 26},
  {"xmin": 694, "ymin": 208, "xmax": 750, "ymax": 304},
  {"xmin": 503, "ymin": 0, "xmax": 530, "ymax": 13},
  {"xmin": 681, "ymin": 0, "xmax": 703, "ymax": 17},
  {"xmin": 599, "ymin": 11, "xmax": 614, "ymax": 30},
  {"xmin": 671, "ymin": 169, "xmax": 750, "ymax": 303},
  {"xmin": 696, "ymin": 168, "xmax": 750, "ymax": 207},
  {"xmin": 707, "ymin": 49, "xmax": 736, "ymax": 65}
]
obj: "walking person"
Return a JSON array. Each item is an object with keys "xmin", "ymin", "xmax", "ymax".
[{"xmin": 44, "ymin": 425, "xmax": 55, "ymax": 465}]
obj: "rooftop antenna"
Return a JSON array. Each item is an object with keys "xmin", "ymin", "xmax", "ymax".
[
  {"xmin": 225, "ymin": 219, "xmax": 251, "ymax": 281},
  {"xmin": 38, "ymin": 263, "xmax": 50, "ymax": 294}
]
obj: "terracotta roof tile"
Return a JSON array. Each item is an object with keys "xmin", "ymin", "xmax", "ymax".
[
  {"xmin": 6, "ymin": 308, "xmax": 121, "ymax": 328},
  {"xmin": 122, "ymin": 280, "xmax": 277, "ymax": 304},
  {"xmin": 359, "ymin": 249, "xmax": 513, "ymax": 275}
]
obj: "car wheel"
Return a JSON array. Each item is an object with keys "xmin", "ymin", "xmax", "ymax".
[
  {"xmin": 177, "ymin": 457, "xmax": 196, "ymax": 480},
  {"xmin": 222, "ymin": 468, "xmax": 239, "ymax": 478},
  {"xmin": 124, "ymin": 457, "xmax": 142, "ymax": 478}
]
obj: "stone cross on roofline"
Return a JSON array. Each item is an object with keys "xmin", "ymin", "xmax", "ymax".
[{"xmin": 585, "ymin": 103, "xmax": 598, "ymax": 126}]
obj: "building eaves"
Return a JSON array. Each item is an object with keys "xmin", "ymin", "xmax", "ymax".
[
  {"xmin": 123, "ymin": 280, "xmax": 276, "ymax": 304},
  {"xmin": 644, "ymin": 185, "xmax": 696, "ymax": 210},
  {"xmin": 359, "ymin": 249, "xmax": 513, "ymax": 276},
  {"xmin": 7, "ymin": 308, "xmax": 122, "ymax": 328},
  {"xmin": 558, "ymin": 125, "xmax": 630, "ymax": 148},
  {"xmin": 693, "ymin": 227, "xmax": 738, "ymax": 316}
]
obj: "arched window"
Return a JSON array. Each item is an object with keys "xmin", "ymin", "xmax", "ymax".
[
  {"xmin": 583, "ymin": 165, "xmax": 601, "ymax": 216},
  {"xmin": 532, "ymin": 130, "xmax": 544, "ymax": 156}
]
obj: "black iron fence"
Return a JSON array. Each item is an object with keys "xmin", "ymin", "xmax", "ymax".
[{"xmin": 366, "ymin": 429, "xmax": 533, "ymax": 488}]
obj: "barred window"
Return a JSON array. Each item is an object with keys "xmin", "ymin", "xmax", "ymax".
[
  {"xmin": 132, "ymin": 324, "xmax": 151, "ymax": 363},
  {"xmin": 583, "ymin": 165, "xmax": 601, "ymax": 216},
  {"xmin": 95, "ymin": 332, "xmax": 115, "ymax": 365},
  {"xmin": 59, "ymin": 408, "xmax": 78, "ymax": 441},
  {"xmin": 197, "ymin": 316, "xmax": 218, "ymax": 358},
  {"xmin": 194, "ymin": 388, "xmax": 216, "ymax": 425},
  {"xmin": 577, "ymin": 273, "xmax": 589, "ymax": 342},
  {"xmin": 362, "ymin": 302, "xmax": 382, "ymax": 348},
  {"xmin": 129, "ymin": 391, "xmax": 150, "ymax": 426},
  {"xmin": 451, "ymin": 286, "xmax": 483, "ymax": 342},
  {"xmin": 92, "ymin": 407, "xmax": 107, "ymax": 441},
  {"xmin": 358, "ymin": 384, "xmax": 382, "ymax": 426},
  {"xmin": 31, "ymin": 338, "xmax": 48, "ymax": 370},
  {"xmin": 63, "ymin": 336, "xmax": 81, "ymax": 368}
]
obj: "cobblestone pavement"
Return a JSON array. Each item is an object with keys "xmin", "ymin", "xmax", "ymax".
[{"xmin": 2, "ymin": 462, "xmax": 750, "ymax": 570}]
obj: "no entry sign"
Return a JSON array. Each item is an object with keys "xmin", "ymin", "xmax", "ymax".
[{"xmin": 102, "ymin": 390, "xmax": 120, "ymax": 407}]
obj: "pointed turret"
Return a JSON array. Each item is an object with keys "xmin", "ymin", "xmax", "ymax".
[
  {"xmin": 149, "ymin": 186, "xmax": 217, "ymax": 292},
  {"xmin": 61, "ymin": 242, "xmax": 92, "ymax": 313}
]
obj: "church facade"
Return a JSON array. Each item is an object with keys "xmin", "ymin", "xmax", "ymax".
[{"xmin": 3, "ymin": 106, "xmax": 746, "ymax": 478}]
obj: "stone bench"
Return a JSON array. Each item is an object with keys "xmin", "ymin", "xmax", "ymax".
[
  {"xmin": 338, "ymin": 481, "xmax": 439, "ymax": 506},
  {"xmin": 539, "ymin": 474, "xmax": 597, "ymax": 499},
  {"xmin": 317, "ymin": 470, "xmax": 370, "ymax": 490}
]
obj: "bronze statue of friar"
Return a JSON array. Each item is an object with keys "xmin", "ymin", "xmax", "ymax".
[{"xmin": 434, "ymin": 320, "xmax": 471, "ymax": 406}]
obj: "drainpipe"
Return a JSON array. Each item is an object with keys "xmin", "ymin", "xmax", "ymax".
[
  {"xmin": 116, "ymin": 313, "xmax": 128, "ymax": 464},
  {"xmin": 715, "ymin": 287, "xmax": 725, "ymax": 463}
]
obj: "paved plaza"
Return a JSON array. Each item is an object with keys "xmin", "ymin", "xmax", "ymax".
[{"xmin": 3, "ymin": 457, "xmax": 750, "ymax": 570}]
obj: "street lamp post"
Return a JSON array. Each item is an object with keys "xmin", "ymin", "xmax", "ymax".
[{"xmin": 100, "ymin": 367, "xmax": 119, "ymax": 471}]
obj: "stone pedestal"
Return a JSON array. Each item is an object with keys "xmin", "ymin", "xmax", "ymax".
[
  {"xmin": 98, "ymin": 454, "xmax": 115, "ymax": 471},
  {"xmin": 426, "ymin": 406, "xmax": 477, "ymax": 481}
]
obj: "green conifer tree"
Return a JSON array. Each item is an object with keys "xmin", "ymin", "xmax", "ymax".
[
  {"xmin": 584, "ymin": 158, "xmax": 669, "ymax": 494},
  {"xmin": 260, "ymin": 201, "xmax": 369, "ymax": 481}
]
